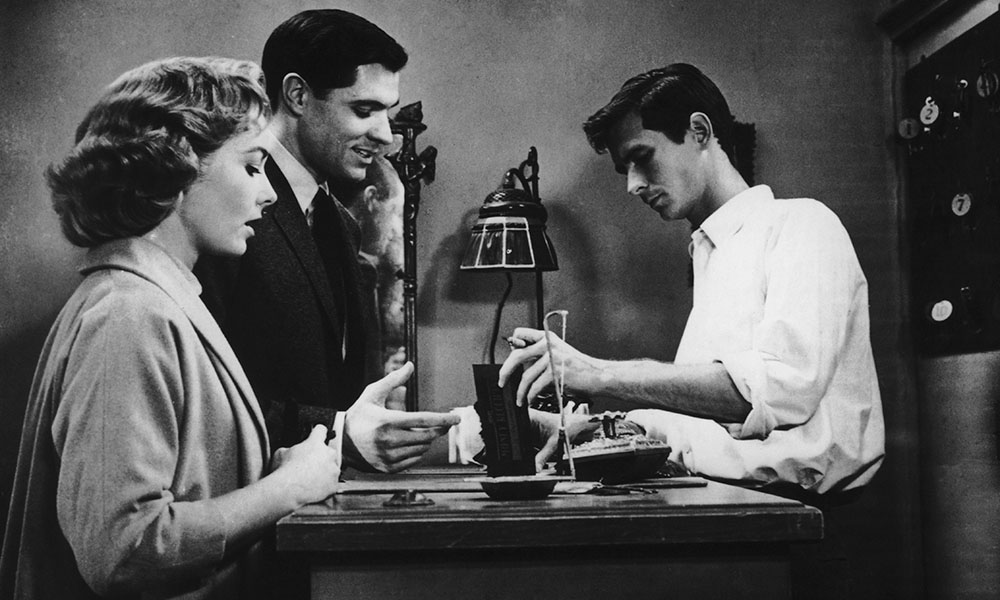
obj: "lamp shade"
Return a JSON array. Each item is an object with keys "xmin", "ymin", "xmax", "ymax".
[{"xmin": 460, "ymin": 170, "xmax": 558, "ymax": 271}]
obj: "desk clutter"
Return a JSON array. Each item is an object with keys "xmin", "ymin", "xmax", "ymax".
[{"xmin": 337, "ymin": 466, "xmax": 707, "ymax": 498}]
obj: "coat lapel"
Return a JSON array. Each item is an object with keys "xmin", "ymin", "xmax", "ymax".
[
  {"xmin": 264, "ymin": 161, "xmax": 344, "ymax": 343},
  {"xmin": 83, "ymin": 239, "xmax": 270, "ymax": 464}
]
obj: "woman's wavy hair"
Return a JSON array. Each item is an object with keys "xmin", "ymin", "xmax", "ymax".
[{"xmin": 47, "ymin": 56, "xmax": 270, "ymax": 247}]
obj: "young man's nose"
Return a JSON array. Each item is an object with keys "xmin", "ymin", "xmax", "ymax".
[
  {"xmin": 367, "ymin": 113, "xmax": 394, "ymax": 146},
  {"xmin": 626, "ymin": 170, "xmax": 647, "ymax": 196}
]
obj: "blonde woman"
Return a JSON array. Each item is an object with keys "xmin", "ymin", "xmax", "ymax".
[{"xmin": 0, "ymin": 57, "xmax": 405, "ymax": 599}]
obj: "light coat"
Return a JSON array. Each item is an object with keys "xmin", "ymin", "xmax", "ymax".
[{"xmin": 0, "ymin": 237, "xmax": 269, "ymax": 599}]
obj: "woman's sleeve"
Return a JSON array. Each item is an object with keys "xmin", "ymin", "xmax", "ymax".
[{"xmin": 52, "ymin": 293, "xmax": 227, "ymax": 596}]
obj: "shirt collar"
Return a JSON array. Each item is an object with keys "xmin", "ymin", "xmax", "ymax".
[
  {"xmin": 259, "ymin": 128, "xmax": 327, "ymax": 215},
  {"xmin": 694, "ymin": 185, "xmax": 774, "ymax": 249}
]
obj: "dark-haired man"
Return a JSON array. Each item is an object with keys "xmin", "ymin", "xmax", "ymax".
[
  {"xmin": 502, "ymin": 63, "xmax": 885, "ymax": 499},
  {"xmin": 196, "ymin": 9, "xmax": 458, "ymax": 476}
]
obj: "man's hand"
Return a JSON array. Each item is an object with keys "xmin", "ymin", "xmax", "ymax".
[
  {"xmin": 499, "ymin": 327, "xmax": 606, "ymax": 406},
  {"xmin": 529, "ymin": 408, "xmax": 599, "ymax": 471},
  {"xmin": 344, "ymin": 362, "xmax": 461, "ymax": 473}
]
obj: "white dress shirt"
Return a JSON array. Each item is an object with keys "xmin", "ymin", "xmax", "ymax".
[{"xmin": 628, "ymin": 185, "xmax": 885, "ymax": 493}]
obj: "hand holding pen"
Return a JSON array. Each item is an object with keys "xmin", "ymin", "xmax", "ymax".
[{"xmin": 498, "ymin": 327, "xmax": 606, "ymax": 406}]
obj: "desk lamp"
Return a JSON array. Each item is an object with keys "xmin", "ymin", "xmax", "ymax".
[
  {"xmin": 462, "ymin": 147, "xmax": 559, "ymax": 487},
  {"xmin": 460, "ymin": 146, "xmax": 558, "ymax": 364}
]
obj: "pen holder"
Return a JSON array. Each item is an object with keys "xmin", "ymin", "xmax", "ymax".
[{"xmin": 471, "ymin": 364, "xmax": 535, "ymax": 477}]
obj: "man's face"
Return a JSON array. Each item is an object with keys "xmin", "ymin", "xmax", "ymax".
[
  {"xmin": 606, "ymin": 112, "xmax": 708, "ymax": 224},
  {"xmin": 298, "ymin": 63, "xmax": 400, "ymax": 183}
]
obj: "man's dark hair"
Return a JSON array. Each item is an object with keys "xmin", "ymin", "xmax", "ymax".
[
  {"xmin": 262, "ymin": 9, "xmax": 408, "ymax": 107},
  {"xmin": 583, "ymin": 63, "xmax": 736, "ymax": 163}
]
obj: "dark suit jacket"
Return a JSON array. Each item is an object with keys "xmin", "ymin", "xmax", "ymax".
[{"xmin": 194, "ymin": 160, "xmax": 373, "ymax": 448}]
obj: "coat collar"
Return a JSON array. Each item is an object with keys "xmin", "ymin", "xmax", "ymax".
[
  {"xmin": 81, "ymin": 237, "xmax": 270, "ymax": 454},
  {"xmin": 260, "ymin": 129, "xmax": 320, "ymax": 216}
]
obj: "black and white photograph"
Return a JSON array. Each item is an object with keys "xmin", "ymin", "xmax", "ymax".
[{"xmin": 1, "ymin": 1, "xmax": 998, "ymax": 598}]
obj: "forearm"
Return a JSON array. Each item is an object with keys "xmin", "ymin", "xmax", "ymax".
[
  {"xmin": 206, "ymin": 467, "xmax": 315, "ymax": 557},
  {"xmin": 589, "ymin": 360, "xmax": 750, "ymax": 422}
]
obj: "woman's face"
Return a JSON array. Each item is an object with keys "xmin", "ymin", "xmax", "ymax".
[{"xmin": 180, "ymin": 116, "xmax": 276, "ymax": 257}]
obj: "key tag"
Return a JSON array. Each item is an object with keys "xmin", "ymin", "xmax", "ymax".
[
  {"xmin": 977, "ymin": 68, "xmax": 998, "ymax": 99},
  {"xmin": 951, "ymin": 192, "xmax": 972, "ymax": 217},
  {"xmin": 919, "ymin": 96, "xmax": 940, "ymax": 126},
  {"xmin": 898, "ymin": 117, "xmax": 920, "ymax": 140},
  {"xmin": 929, "ymin": 299, "xmax": 954, "ymax": 323}
]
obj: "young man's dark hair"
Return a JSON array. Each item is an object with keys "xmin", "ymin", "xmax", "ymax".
[
  {"xmin": 261, "ymin": 8, "xmax": 408, "ymax": 107},
  {"xmin": 583, "ymin": 63, "xmax": 736, "ymax": 164}
]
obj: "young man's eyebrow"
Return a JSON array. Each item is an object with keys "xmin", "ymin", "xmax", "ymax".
[
  {"xmin": 613, "ymin": 146, "xmax": 643, "ymax": 174},
  {"xmin": 350, "ymin": 99, "xmax": 401, "ymax": 110}
]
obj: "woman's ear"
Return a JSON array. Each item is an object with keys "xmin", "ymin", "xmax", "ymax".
[
  {"xmin": 689, "ymin": 112, "xmax": 714, "ymax": 146},
  {"xmin": 280, "ymin": 73, "xmax": 309, "ymax": 117}
]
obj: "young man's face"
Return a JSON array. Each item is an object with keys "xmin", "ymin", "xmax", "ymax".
[
  {"xmin": 297, "ymin": 63, "xmax": 400, "ymax": 183},
  {"xmin": 606, "ymin": 112, "xmax": 709, "ymax": 225}
]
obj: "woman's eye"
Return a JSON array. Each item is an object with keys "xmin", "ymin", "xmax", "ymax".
[
  {"xmin": 246, "ymin": 165, "xmax": 262, "ymax": 176},
  {"xmin": 353, "ymin": 107, "xmax": 373, "ymax": 118}
]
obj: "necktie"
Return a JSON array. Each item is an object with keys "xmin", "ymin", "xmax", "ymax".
[
  {"xmin": 310, "ymin": 188, "xmax": 348, "ymax": 319},
  {"xmin": 311, "ymin": 187, "xmax": 372, "ymax": 397}
]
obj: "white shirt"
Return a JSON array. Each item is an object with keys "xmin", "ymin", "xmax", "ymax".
[{"xmin": 628, "ymin": 185, "xmax": 885, "ymax": 493}]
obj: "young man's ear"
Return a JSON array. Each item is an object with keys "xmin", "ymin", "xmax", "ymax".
[
  {"xmin": 363, "ymin": 184, "xmax": 380, "ymax": 211},
  {"xmin": 280, "ymin": 73, "xmax": 310, "ymax": 117},
  {"xmin": 689, "ymin": 112, "xmax": 714, "ymax": 145}
]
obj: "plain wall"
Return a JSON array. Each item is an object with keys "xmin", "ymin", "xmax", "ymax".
[{"xmin": 0, "ymin": 1, "xmax": 920, "ymax": 597}]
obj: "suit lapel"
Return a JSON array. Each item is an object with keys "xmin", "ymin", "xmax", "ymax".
[{"xmin": 264, "ymin": 161, "xmax": 344, "ymax": 343}]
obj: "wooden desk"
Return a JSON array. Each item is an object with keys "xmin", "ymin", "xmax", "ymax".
[{"xmin": 277, "ymin": 474, "xmax": 823, "ymax": 599}]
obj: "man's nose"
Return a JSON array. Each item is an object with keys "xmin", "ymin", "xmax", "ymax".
[
  {"xmin": 368, "ymin": 113, "xmax": 394, "ymax": 146},
  {"xmin": 626, "ymin": 169, "xmax": 647, "ymax": 196}
]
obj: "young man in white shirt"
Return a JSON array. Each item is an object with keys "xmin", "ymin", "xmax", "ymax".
[{"xmin": 500, "ymin": 63, "xmax": 884, "ymax": 498}]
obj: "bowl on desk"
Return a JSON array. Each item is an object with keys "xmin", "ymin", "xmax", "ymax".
[{"xmin": 466, "ymin": 475, "xmax": 572, "ymax": 500}]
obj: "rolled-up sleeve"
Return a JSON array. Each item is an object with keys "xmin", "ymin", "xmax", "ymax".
[
  {"xmin": 52, "ymin": 296, "xmax": 227, "ymax": 596},
  {"xmin": 721, "ymin": 206, "xmax": 859, "ymax": 439}
]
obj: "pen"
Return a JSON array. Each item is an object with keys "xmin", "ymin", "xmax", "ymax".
[{"xmin": 505, "ymin": 336, "xmax": 528, "ymax": 349}]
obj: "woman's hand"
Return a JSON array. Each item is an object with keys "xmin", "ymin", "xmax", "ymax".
[{"xmin": 270, "ymin": 424, "xmax": 341, "ymax": 507}]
